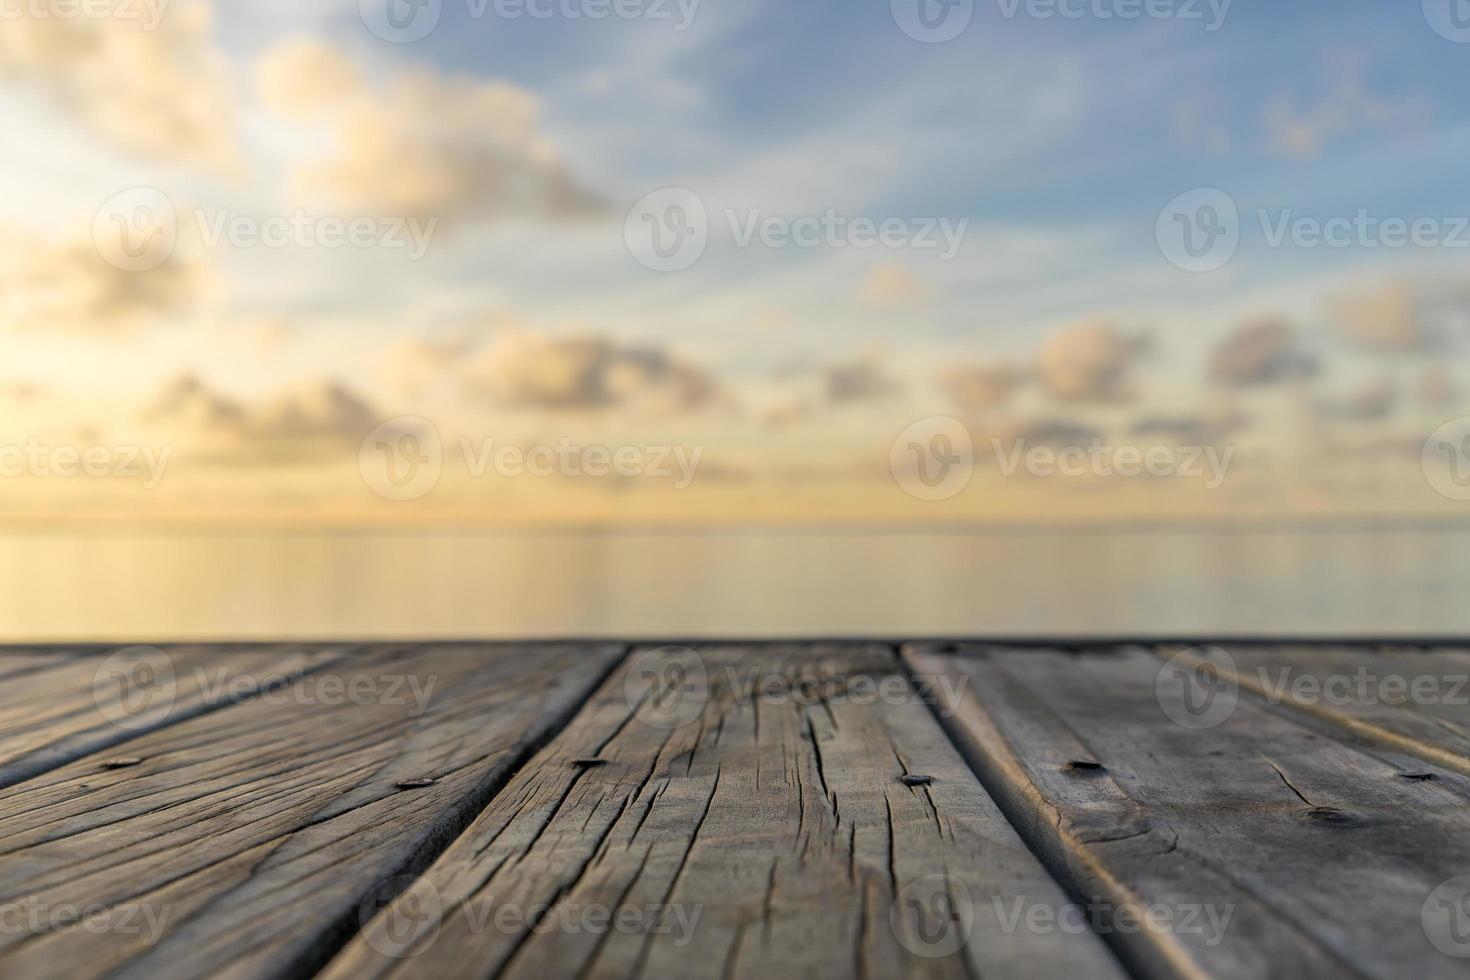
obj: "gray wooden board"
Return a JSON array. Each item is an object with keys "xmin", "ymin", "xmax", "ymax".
[
  {"xmin": 324, "ymin": 643, "xmax": 1125, "ymax": 980},
  {"xmin": 905, "ymin": 643, "xmax": 1470, "ymax": 980},
  {"xmin": 0, "ymin": 643, "xmax": 623, "ymax": 980},
  {"xmin": 0, "ymin": 644, "xmax": 351, "ymax": 790},
  {"xmin": 1158, "ymin": 644, "xmax": 1470, "ymax": 776}
]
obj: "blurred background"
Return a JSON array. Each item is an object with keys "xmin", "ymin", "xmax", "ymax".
[{"xmin": 3, "ymin": 0, "xmax": 1469, "ymax": 639}]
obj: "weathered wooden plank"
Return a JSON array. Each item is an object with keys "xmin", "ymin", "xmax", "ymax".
[
  {"xmin": 325, "ymin": 643, "xmax": 1126, "ymax": 980},
  {"xmin": 1156, "ymin": 644, "xmax": 1470, "ymax": 776},
  {"xmin": 0, "ymin": 647, "xmax": 101, "ymax": 680},
  {"xmin": 906, "ymin": 643, "xmax": 1470, "ymax": 980},
  {"xmin": 0, "ymin": 642, "xmax": 623, "ymax": 980},
  {"xmin": 0, "ymin": 644, "xmax": 351, "ymax": 790}
]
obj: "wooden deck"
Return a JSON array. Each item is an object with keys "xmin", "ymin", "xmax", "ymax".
[{"xmin": 3, "ymin": 641, "xmax": 1469, "ymax": 979}]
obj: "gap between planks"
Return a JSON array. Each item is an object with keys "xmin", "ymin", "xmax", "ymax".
[{"xmin": 0, "ymin": 643, "xmax": 630, "ymax": 980}]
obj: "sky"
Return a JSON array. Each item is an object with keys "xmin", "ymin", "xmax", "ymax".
[{"xmin": 1, "ymin": 0, "xmax": 1469, "ymax": 527}]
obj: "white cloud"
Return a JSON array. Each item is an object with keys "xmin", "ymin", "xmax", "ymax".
[
  {"xmin": 1265, "ymin": 59, "xmax": 1430, "ymax": 159},
  {"xmin": 0, "ymin": 0, "xmax": 240, "ymax": 173},
  {"xmin": 1209, "ymin": 318, "xmax": 1318, "ymax": 386},
  {"xmin": 1330, "ymin": 283, "xmax": 1428, "ymax": 351},
  {"xmin": 0, "ymin": 223, "xmax": 204, "ymax": 333},
  {"xmin": 464, "ymin": 331, "xmax": 722, "ymax": 413},
  {"xmin": 144, "ymin": 372, "xmax": 380, "ymax": 459},
  {"xmin": 941, "ymin": 363, "xmax": 1026, "ymax": 415},
  {"xmin": 1313, "ymin": 376, "xmax": 1398, "ymax": 423},
  {"xmin": 256, "ymin": 38, "xmax": 604, "ymax": 226},
  {"xmin": 1037, "ymin": 321, "xmax": 1149, "ymax": 403},
  {"xmin": 860, "ymin": 262, "xmax": 926, "ymax": 307},
  {"xmin": 254, "ymin": 35, "xmax": 361, "ymax": 120},
  {"xmin": 822, "ymin": 356, "xmax": 900, "ymax": 405}
]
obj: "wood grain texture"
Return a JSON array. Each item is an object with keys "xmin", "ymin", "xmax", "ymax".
[
  {"xmin": 0, "ymin": 643, "xmax": 623, "ymax": 980},
  {"xmin": 906, "ymin": 643, "xmax": 1470, "ymax": 980},
  {"xmin": 1157, "ymin": 644, "xmax": 1470, "ymax": 776},
  {"xmin": 0, "ymin": 644, "xmax": 350, "ymax": 790},
  {"xmin": 324, "ymin": 643, "xmax": 1125, "ymax": 980}
]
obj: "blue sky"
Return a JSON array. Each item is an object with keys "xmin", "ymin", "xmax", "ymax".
[
  {"xmin": 137, "ymin": 0, "xmax": 1470, "ymax": 376},
  {"xmin": 1, "ymin": 0, "xmax": 1467, "ymax": 525},
  {"xmin": 343, "ymin": 0, "xmax": 1468, "ymax": 212},
  {"xmin": 272, "ymin": 0, "xmax": 1470, "ymax": 343}
]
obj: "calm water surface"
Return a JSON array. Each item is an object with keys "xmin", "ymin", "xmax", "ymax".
[{"xmin": 2, "ymin": 527, "xmax": 1466, "ymax": 640}]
